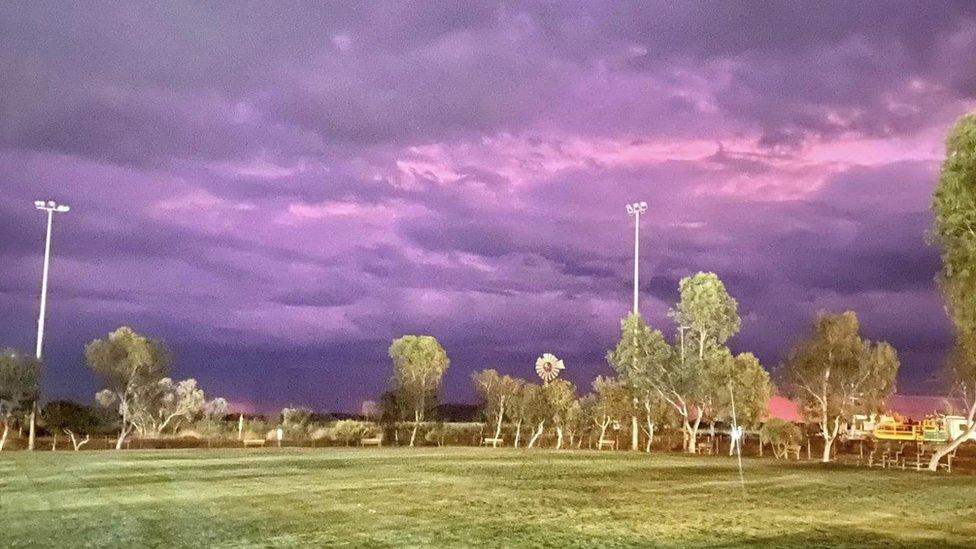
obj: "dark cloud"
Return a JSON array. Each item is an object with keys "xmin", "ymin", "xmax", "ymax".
[{"xmin": 0, "ymin": 3, "xmax": 972, "ymax": 410}]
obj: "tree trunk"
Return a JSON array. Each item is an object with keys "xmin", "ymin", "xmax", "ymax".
[
  {"xmin": 514, "ymin": 420, "xmax": 522, "ymax": 448},
  {"xmin": 409, "ymin": 410, "xmax": 423, "ymax": 447},
  {"xmin": 682, "ymin": 418, "xmax": 691, "ymax": 452},
  {"xmin": 528, "ymin": 421, "xmax": 545, "ymax": 448},
  {"xmin": 631, "ymin": 415, "xmax": 638, "ymax": 451},
  {"xmin": 929, "ymin": 400, "xmax": 976, "ymax": 471},
  {"xmin": 28, "ymin": 406, "xmax": 36, "ymax": 451},
  {"xmin": 598, "ymin": 418, "xmax": 609, "ymax": 443},
  {"xmin": 67, "ymin": 430, "xmax": 89, "ymax": 451},
  {"xmin": 115, "ymin": 424, "xmax": 130, "ymax": 450},
  {"xmin": 52, "ymin": 431, "xmax": 58, "ymax": 451},
  {"xmin": 493, "ymin": 399, "xmax": 505, "ymax": 446},
  {"xmin": 0, "ymin": 421, "xmax": 8, "ymax": 452},
  {"xmin": 556, "ymin": 427, "xmax": 564, "ymax": 449},
  {"xmin": 689, "ymin": 414, "xmax": 702, "ymax": 453},
  {"xmin": 820, "ymin": 415, "xmax": 840, "ymax": 462},
  {"xmin": 645, "ymin": 420, "xmax": 655, "ymax": 453}
]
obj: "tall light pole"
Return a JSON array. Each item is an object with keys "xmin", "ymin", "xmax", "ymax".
[
  {"xmin": 625, "ymin": 201, "xmax": 647, "ymax": 316},
  {"xmin": 34, "ymin": 200, "xmax": 69, "ymax": 360},
  {"xmin": 30, "ymin": 199, "xmax": 69, "ymax": 450}
]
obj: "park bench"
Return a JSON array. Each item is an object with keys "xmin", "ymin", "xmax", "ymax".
[
  {"xmin": 481, "ymin": 437, "xmax": 504, "ymax": 447},
  {"xmin": 597, "ymin": 438, "xmax": 616, "ymax": 450},
  {"xmin": 697, "ymin": 441, "xmax": 714, "ymax": 455},
  {"xmin": 243, "ymin": 438, "xmax": 266, "ymax": 448},
  {"xmin": 360, "ymin": 434, "xmax": 383, "ymax": 447}
]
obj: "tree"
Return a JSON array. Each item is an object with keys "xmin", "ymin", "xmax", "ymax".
[
  {"xmin": 713, "ymin": 352, "xmax": 772, "ymax": 455},
  {"xmin": 546, "ymin": 379, "xmax": 578, "ymax": 449},
  {"xmin": 787, "ymin": 311, "xmax": 899, "ymax": 462},
  {"xmin": 760, "ymin": 418, "xmax": 803, "ymax": 459},
  {"xmin": 472, "ymin": 369, "xmax": 520, "ymax": 446},
  {"xmin": 590, "ymin": 376, "xmax": 633, "ymax": 447},
  {"xmin": 86, "ymin": 327, "xmax": 171, "ymax": 449},
  {"xmin": 42, "ymin": 401, "xmax": 101, "ymax": 451},
  {"xmin": 672, "ymin": 272, "xmax": 741, "ymax": 362},
  {"xmin": 930, "ymin": 114, "xmax": 976, "ymax": 470},
  {"xmin": 388, "ymin": 335, "xmax": 450, "ymax": 446},
  {"xmin": 607, "ymin": 313, "xmax": 673, "ymax": 451},
  {"xmin": 670, "ymin": 272, "xmax": 742, "ymax": 453},
  {"xmin": 0, "ymin": 349, "xmax": 41, "ymax": 452},
  {"xmin": 505, "ymin": 378, "xmax": 531, "ymax": 448},
  {"xmin": 523, "ymin": 383, "xmax": 549, "ymax": 448},
  {"xmin": 360, "ymin": 400, "xmax": 381, "ymax": 421},
  {"xmin": 279, "ymin": 406, "xmax": 313, "ymax": 439}
]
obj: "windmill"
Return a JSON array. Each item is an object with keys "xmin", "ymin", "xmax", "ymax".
[{"xmin": 535, "ymin": 353, "xmax": 565, "ymax": 384}]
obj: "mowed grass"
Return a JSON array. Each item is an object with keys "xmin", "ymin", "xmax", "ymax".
[{"xmin": 2, "ymin": 448, "xmax": 976, "ymax": 548}]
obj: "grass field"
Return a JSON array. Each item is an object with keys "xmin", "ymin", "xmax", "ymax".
[{"xmin": 3, "ymin": 448, "xmax": 976, "ymax": 548}]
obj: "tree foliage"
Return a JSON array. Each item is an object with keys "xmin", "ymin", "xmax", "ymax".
[
  {"xmin": 786, "ymin": 311, "xmax": 899, "ymax": 462},
  {"xmin": 86, "ymin": 327, "xmax": 171, "ymax": 448},
  {"xmin": 389, "ymin": 335, "xmax": 450, "ymax": 446},
  {"xmin": 472, "ymin": 369, "xmax": 520, "ymax": 444},
  {"xmin": 760, "ymin": 418, "xmax": 803, "ymax": 459},
  {"xmin": 0, "ymin": 349, "xmax": 41, "ymax": 451},
  {"xmin": 42, "ymin": 400, "xmax": 102, "ymax": 450},
  {"xmin": 930, "ymin": 114, "xmax": 976, "ymax": 469}
]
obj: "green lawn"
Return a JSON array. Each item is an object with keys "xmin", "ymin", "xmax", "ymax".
[{"xmin": 2, "ymin": 448, "xmax": 976, "ymax": 548}]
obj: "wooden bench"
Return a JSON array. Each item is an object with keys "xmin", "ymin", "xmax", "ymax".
[
  {"xmin": 243, "ymin": 438, "xmax": 266, "ymax": 448},
  {"xmin": 360, "ymin": 435, "xmax": 383, "ymax": 447},
  {"xmin": 697, "ymin": 441, "xmax": 713, "ymax": 455},
  {"xmin": 597, "ymin": 438, "xmax": 616, "ymax": 450},
  {"xmin": 481, "ymin": 437, "xmax": 504, "ymax": 447}
]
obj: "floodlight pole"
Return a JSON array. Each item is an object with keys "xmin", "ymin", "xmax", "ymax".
[
  {"xmin": 626, "ymin": 202, "xmax": 647, "ymax": 316},
  {"xmin": 30, "ymin": 200, "xmax": 69, "ymax": 451},
  {"xmin": 36, "ymin": 208, "xmax": 54, "ymax": 359}
]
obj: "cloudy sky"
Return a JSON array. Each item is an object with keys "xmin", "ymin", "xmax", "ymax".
[{"xmin": 2, "ymin": 2, "xmax": 975, "ymax": 412}]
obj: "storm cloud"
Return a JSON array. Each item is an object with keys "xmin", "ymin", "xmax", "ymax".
[{"xmin": 1, "ymin": 2, "xmax": 973, "ymax": 411}]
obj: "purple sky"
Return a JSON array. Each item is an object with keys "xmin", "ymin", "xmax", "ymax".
[{"xmin": 2, "ymin": 2, "xmax": 975, "ymax": 413}]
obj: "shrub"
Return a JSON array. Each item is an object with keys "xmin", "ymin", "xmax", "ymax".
[
  {"xmin": 328, "ymin": 420, "xmax": 375, "ymax": 446},
  {"xmin": 761, "ymin": 418, "xmax": 803, "ymax": 459}
]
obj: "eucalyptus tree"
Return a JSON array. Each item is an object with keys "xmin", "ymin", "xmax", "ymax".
[
  {"xmin": 87, "ymin": 327, "xmax": 171, "ymax": 449},
  {"xmin": 930, "ymin": 114, "xmax": 976, "ymax": 470},
  {"xmin": 669, "ymin": 272, "xmax": 742, "ymax": 452},
  {"xmin": 546, "ymin": 379, "xmax": 578, "ymax": 449},
  {"xmin": 524, "ymin": 383, "xmax": 549, "ymax": 448},
  {"xmin": 712, "ymin": 351, "xmax": 772, "ymax": 455},
  {"xmin": 787, "ymin": 311, "xmax": 899, "ymax": 462},
  {"xmin": 505, "ymin": 378, "xmax": 530, "ymax": 447},
  {"xmin": 472, "ymin": 369, "xmax": 521, "ymax": 445},
  {"xmin": 590, "ymin": 376, "xmax": 633, "ymax": 446},
  {"xmin": 389, "ymin": 335, "xmax": 450, "ymax": 446},
  {"xmin": 606, "ymin": 313, "xmax": 672, "ymax": 450},
  {"xmin": 671, "ymin": 272, "xmax": 741, "ymax": 361},
  {"xmin": 42, "ymin": 400, "xmax": 101, "ymax": 451},
  {"xmin": 0, "ymin": 349, "xmax": 41, "ymax": 452}
]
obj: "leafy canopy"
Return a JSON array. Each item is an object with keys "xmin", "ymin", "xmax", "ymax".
[
  {"xmin": 787, "ymin": 311, "xmax": 899, "ymax": 422},
  {"xmin": 0, "ymin": 349, "xmax": 41, "ymax": 418},
  {"xmin": 932, "ymin": 115, "xmax": 976, "ymax": 392}
]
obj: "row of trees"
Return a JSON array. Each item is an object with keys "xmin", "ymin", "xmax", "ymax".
[
  {"xmin": 0, "ymin": 326, "xmax": 226, "ymax": 451},
  {"xmin": 388, "ymin": 273, "xmax": 902, "ymax": 463}
]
